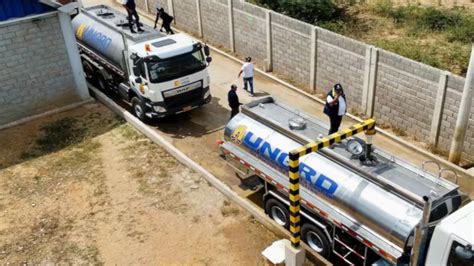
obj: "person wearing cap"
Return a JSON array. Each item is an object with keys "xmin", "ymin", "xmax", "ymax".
[
  {"xmin": 153, "ymin": 7, "xmax": 174, "ymax": 35},
  {"xmin": 238, "ymin": 57, "xmax": 255, "ymax": 96},
  {"xmin": 228, "ymin": 84, "xmax": 242, "ymax": 119},
  {"xmin": 323, "ymin": 83, "xmax": 347, "ymax": 135}
]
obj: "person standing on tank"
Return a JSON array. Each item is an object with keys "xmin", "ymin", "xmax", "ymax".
[
  {"xmin": 122, "ymin": 0, "xmax": 143, "ymax": 33},
  {"xmin": 323, "ymin": 83, "xmax": 347, "ymax": 135},
  {"xmin": 154, "ymin": 7, "xmax": 174, "ymax": 35},
  {"xmin": 228, "ymin": 84, "xmax": 242, "ymax": 119}
]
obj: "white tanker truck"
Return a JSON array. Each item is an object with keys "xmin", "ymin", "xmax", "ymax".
[
  {"xmin": 72, "ymin": 5, "xmax": 212, "ymax": 121},
  {"xmin": 219, "ymin": 97, "xmax": 473, "ymax": 265}
]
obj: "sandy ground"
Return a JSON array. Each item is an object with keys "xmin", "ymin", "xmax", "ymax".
[{"xmin": 0, "ymin": 103, "xmax": 278, "ymax": 265}]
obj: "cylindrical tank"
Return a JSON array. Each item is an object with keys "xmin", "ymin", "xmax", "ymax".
[
  {"xmin": 72, "ymin": 12, "xmax": 128, "ymax": 67},
  {"xmin": 224, "ymin": 114, "xmax": 422, "ymax": 249}
]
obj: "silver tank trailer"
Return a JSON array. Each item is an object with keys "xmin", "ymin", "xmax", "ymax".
[
  {"xmin": 72, "ymin": 12, "xmax": 128, "ymax": 67},
  {"xmin": 224, "ymin": 114, "xmax": 422, "ymax": 249},
  {"xmin": 71, "ymin": 5, "xmax": 162, "ymax": 68}
]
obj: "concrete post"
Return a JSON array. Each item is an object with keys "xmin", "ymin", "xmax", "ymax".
[
  {"xmin": 167, "ymin": 0, "xmax": 175, "ymax": 24},
  {"xmin": 429, "ymin": 71, "xmax": 449, "ymax": 147},
  {"xmin": 362, "ymin": 46, "xmax": 373, "ymax": 114},
  {"xmin": 366, "ymin": 47, "xmax": 379, "ymax": 117},
  {"xmin": 58, "ymin": 5, "xmax": 89, "ymax": 100},
  {"xmin": 265, "ymin": 10, "xmax": 273, "ymax": 72},
  {"xmin": 449, "ymin": 44, "xmax": 474, "ymax": 164},
  {"xmin": 144, "ymin": 0, "xmax": 149, "ymax": 13},
  {"xmin": 228, "ymin": 0, "xmax": 235, "ymax": 52},
  {"xmin": 309, "ymin": 27, "xmax": 318, "ymax": 93},
  {"xmin": 196, "ymin": 0, "xmax": 203, "ymax": 38},
  {"xmin": 285, "ymin": 243, "xmax": 305, "ymax": 266}
]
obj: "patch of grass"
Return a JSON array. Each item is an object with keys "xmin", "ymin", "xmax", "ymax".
[
  {"xmin": 3, "ymin": 139, "xmax": 103, "ymax": 198},
  {"xmin": 0, "ymin": 213, "xmax": 103, "ymax": 265},
  {"xmin": 20, "ymin": 118, "xmax": 86, "ymax": 159},
  {"xmin": 221, "ymin": 200, "xmax": 240, "ymax": 217},
  {"xmin": 392, "ymin": 125, "xmax": 407, "ymax": 137}
]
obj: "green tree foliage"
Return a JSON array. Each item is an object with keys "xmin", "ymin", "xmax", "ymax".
[{"xmin": 252, "ymin": 0, "xmax": 341, "ymax": 23}]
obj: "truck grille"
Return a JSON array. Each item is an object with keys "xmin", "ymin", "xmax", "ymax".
[{"xmin": 164, "ymin": 87, "xmax": 203, "ymax": 110}]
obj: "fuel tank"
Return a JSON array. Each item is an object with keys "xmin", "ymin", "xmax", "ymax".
[{"xmin": 71, "ymin": 5, "xmax": 162, "ymax": 67}]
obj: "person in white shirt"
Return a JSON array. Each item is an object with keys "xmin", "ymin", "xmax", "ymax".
[
  {"xmin": 323, "ymin": 83, "xmax": 347, "ymax": 135},
  {"xmin": 238, "ymin": 57, "xmax": 255, "ymax": 96}
]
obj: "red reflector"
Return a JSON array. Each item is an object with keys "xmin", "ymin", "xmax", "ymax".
[{"xmin": 216, "ymin": 140, "xmax": 224, "ymax": 145}]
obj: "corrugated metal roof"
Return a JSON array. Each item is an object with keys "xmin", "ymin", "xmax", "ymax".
[{"xmin": 0, "ymin": 0, "xmax": 54, "ymax": 22}]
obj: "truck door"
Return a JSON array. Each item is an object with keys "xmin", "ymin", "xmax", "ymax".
[{"xmin": 131, "ymin": 60, "xmax": 149, "ymax": 97}]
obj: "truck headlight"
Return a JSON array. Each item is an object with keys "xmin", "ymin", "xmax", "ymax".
[
  {"xmin": 204, "ymin": 88, "xmax": 211, "ymax": 99},
  {"xmin": 153, "ymin": 106, "xmax": 167, "ymax": 113}
]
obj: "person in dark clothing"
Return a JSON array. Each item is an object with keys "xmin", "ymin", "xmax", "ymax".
[
  {"xmin": 122, "ymin": 0, "xmax": 143, "ymax": 33},
  {"xmin": 228, "ymin": 84, "xmax": 242, "ymax": 119},
  {"xmin": 154, "ymin": 7, "xmax": 174, "ymax": 35},
  {"xmin": 323, "ymin": 83, "xmax": 347, "ymax": 135}
]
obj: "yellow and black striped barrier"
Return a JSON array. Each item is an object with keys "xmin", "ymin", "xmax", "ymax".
[{"xmin": 287, "ymin": 118, "xmax": 376, "ymax": 248}]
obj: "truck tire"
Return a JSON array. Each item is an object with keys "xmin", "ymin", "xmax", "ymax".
[
  {"xmin": 265, "ymin": 198, "xmax": 290, "ymax": 228},
  {"xmin": 301, "ymin": 223, "xmax": 331, "ymax": 258},
  {"xmin": 97, "ymin": 75, "xmax": 108, "ymax": 91},
  {"xmin": 131, "ymin": 97, "xmax": 147, "ymax": 122},
  {"xmin": 82, "ymin": 60, "xmax": 95, "ymax": 81}
]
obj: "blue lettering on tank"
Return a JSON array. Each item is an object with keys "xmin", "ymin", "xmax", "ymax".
[
  {"xmin": 277, "ymin": 152, "xmax": 289, "ymax": 169},
  {"xmin": 243, "ymin": 132, "xmax": 262, "ymax": 150},
  {"xmin": 259, "ymin": 142, "xmax": 281, "ymax": 161},
  {"xmin": 83, "ymin": 26, "xmax": 112, "ymax": 52},
  {"xmin": 315, "ymin": 174, "xmax": 338, "ymax": 195},
  {"xmin": 239, "ymin": 129, "xmax": 339, "ymax": 197}
]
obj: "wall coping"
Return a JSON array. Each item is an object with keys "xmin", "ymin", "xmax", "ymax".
[{"xmin": 0, "ymin": 11, "xmax": 58, "ymax": 27}]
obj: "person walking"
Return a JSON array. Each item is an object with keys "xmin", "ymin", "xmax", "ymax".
[
  {"xmin": 323, "ymin": 83, "xmax": 347, "ymax": 135},
  {"xmin": 228, "ymin": 84, "xmax": 242, "ymax": 119},
  {"xmin": 154, "ymin": 7, "xmax": 174, "ymax": 35},
  {"xmin": 122, "ymin": 0, "xmax": 143, "ymax": 33},
  {"xmin": 238, "ymin": 57, "xmax": 254, "ymax": 97}
]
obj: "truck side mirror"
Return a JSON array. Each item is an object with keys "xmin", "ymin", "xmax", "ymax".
[
  {"xmin": 135, "ymin": 77, "xmax": 142, "ymax": 84},
  {"xmin": 455, "ymin": 245, "xmax": 474, "ymax": 261},
  {"xmin": 132, "ymin": 66, "xmax": 141, "ymax": 77},
  {"xmin": 204, "ymin": 44, "xmax": 210, "ymax": 57},
  {"xmin": 206, "ymin": 57, "xmax": 212, "ymax": 63}
]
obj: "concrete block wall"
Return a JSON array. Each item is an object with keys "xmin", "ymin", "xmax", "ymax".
[
  {"xmin": 134, "ymin": 0, "xmax": 473, "ymax": 163},
  {"xmin": 0, "ymin": 13, "xmax": 79, "ymax": 125},
  {"xmin": 233, "ymin": 1, "xmax": 266, "ymax": 64},
  {"xmin": 374, "ymin": 50, "xmax": 438, "ymax": 141},
  {"xmin": 200, "ymin": 0, "xmax": 229, "ymax": 50},
  {"xmin": 271, "ymin": 22, "xmax": 311, "ymax": 87},
  {"xmin": 316, "ymin": 28, "xmax": 366, "ymax": 108},
  {"xmin": 147, "ymin": 0, "xmax": 168, "ymax": 13},
  {"xmin": 173, "ymin": 0, "xmax": 199, "ymax": 36}
]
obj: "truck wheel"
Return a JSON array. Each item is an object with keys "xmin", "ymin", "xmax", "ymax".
[
  {"xmin": 265, "ymin": 198, "xmax": 290, "ymax": 228},
  {"xmin": 82, "ymin": 61, "xmax": 95, "ymax": 81},
  {"xmin": 131, "ymin": 97, "xmax": 147, "ymax": 122},
  {"xmin": 301, "ymin": 223, "xmax": 331, "ymax": 258},
  {"xmin": 97, "ymin": 75, "xmax": 108, "ymax": 91}
]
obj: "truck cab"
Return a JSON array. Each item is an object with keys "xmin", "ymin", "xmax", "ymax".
[
  {"xmin": 125, "ymin": 34, "xmax": 212, "ymax": 120},
  {"xmin": 72, "ymin": 5, "xmax": 212, "ymax": 121},
  {"xmin": 425, "ymin": 201, "xmax": 474, "ymax": 265}
]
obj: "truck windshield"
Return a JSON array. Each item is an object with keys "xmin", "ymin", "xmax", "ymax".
[{"xmin": 147, "ymin": 50, "xmax": 206, "ymax": 83}]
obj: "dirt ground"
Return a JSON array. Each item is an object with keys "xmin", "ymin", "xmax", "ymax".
[{"xmin": 0, "ymin": 102, "xmax": 279, "ymax": 265}]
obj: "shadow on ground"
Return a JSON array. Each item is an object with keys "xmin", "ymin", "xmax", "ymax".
[{"xmin": 0, "ymin": 102, "xmax": 124, "ymax": 170}]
